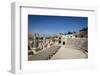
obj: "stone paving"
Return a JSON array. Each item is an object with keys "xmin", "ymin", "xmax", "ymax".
[{"xmin": 51, "ymin": 46, "xmax": 87, "ymax": 59}]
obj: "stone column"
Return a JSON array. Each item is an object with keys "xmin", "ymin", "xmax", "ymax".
[
  {"xmin": 37, "ymin": 33, "xmax": 39, "ymax": 48},
  {"xmin": 33, "ymin": 33, "xmax": 36, "ymax": 48},
  {"xmin": 43, "ymin": 34, "xmax": 45, "ymax": 49}
]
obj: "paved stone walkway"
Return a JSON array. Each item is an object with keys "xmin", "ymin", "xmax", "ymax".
[{"xmin": 51, "ymin": 46, "xmax": 87, "ymax": 59}]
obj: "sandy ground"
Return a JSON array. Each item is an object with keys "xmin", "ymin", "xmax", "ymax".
[{"xmin": 51, "ymin": 46, "xmax": 87, "ymax": 59}]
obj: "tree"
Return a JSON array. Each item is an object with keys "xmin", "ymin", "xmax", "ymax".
[
  {"xmin": 67, "ymin": 32, "xmax": 72, "ymax": 34},
  {"xmin": 73, "ymin": 31, "xmax": 76, "ymax": 33}
]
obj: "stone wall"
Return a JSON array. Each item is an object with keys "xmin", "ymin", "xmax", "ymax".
[{"xmin": 66, "ymin": 38, "xmax": 88, "ymax": 52}]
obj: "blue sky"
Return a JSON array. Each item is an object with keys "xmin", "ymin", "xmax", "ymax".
[{"xmin": 28, "ymin": 15, "xmax": 88, "ymax": 35}]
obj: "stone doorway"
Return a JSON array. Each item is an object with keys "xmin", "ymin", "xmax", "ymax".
[
  {"xmin": 59, "ymin": 41, "xmax": 61, "ymax": 44},
  {"xmin": 63, "ymin": 41, "xmax": 65, "ymax": 45}
]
